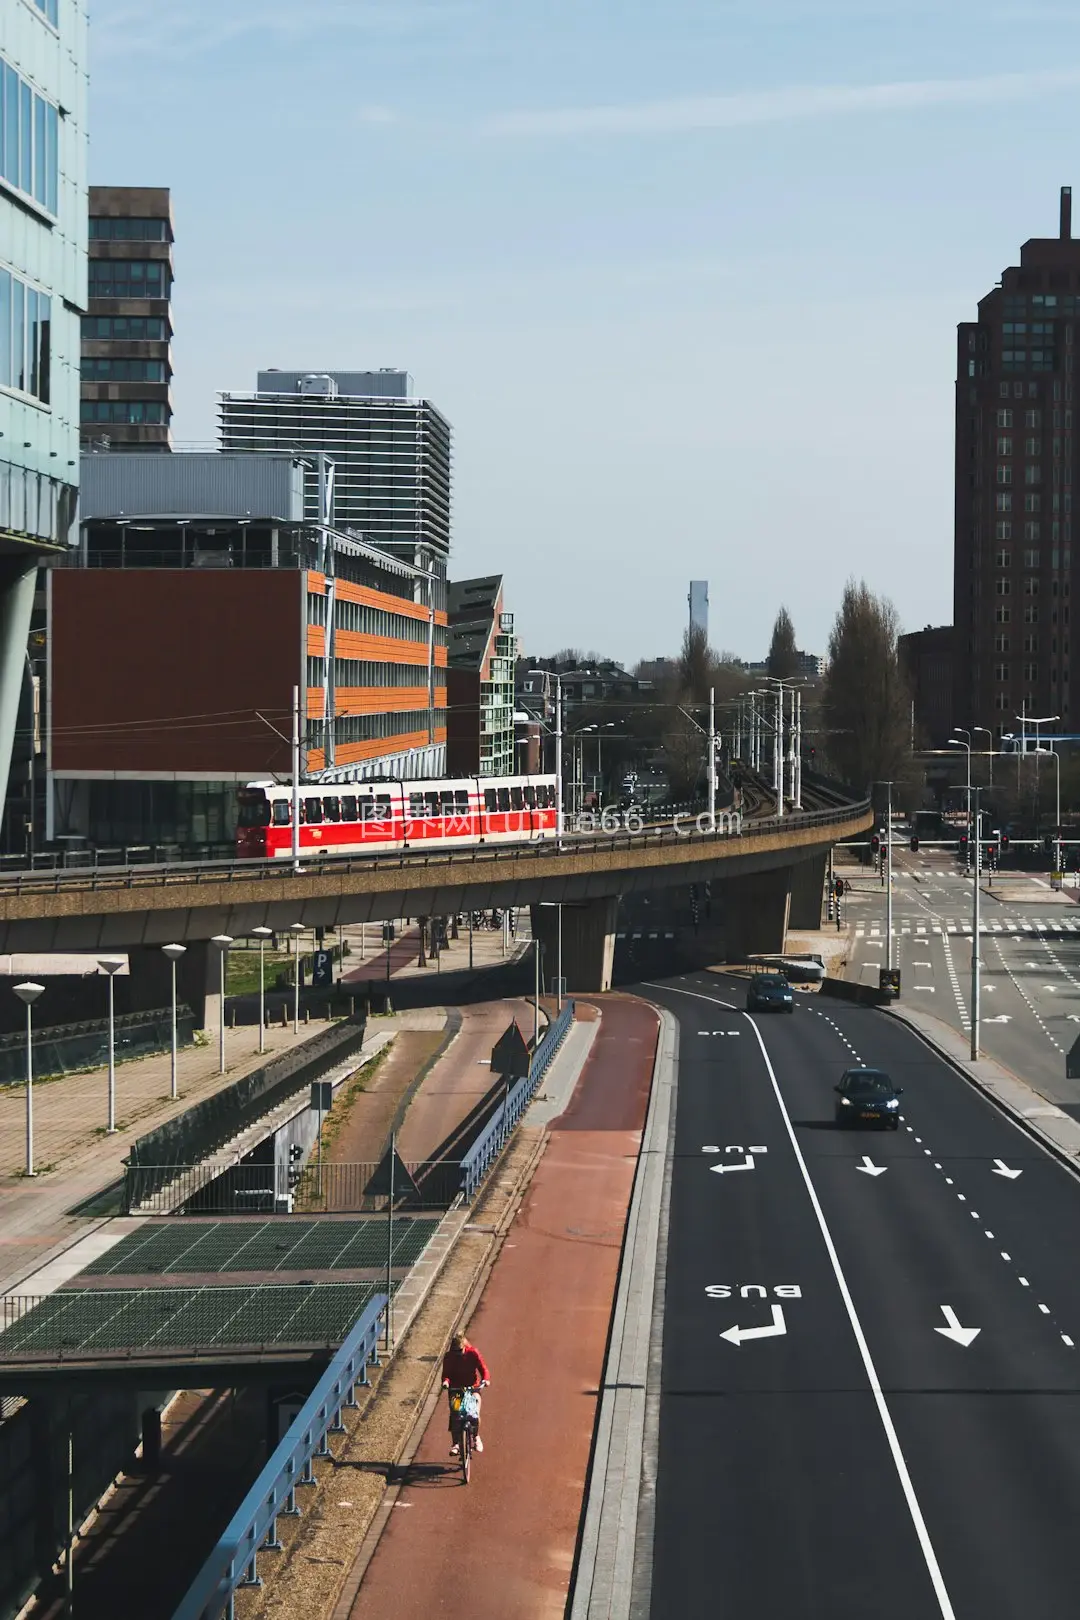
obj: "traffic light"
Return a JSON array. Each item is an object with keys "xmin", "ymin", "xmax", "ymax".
[
  {"xmin": 987, "ymin": 843, "xmax": 998, "ymax": 864},
  {"xmin": 910, "ymin": 835, "xmax": 920, "ymax": 852},
  {"xmin": 1044, "ymin": 835, "xmax": 1054, "ymax": 856},
  {"xmin": 870, "ymin": 833, "xmax": 881, "ymax": 855},
  {"xmin": 1001, "ymin": 831, "xmax": 1010, "ymax": 852},
  {"xmin": 959, "ymin": 832, "xmax": 968, "ymax": 851}
]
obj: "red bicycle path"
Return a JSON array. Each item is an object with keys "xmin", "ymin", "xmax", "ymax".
[{"xmin": 344, "ymin": 996, "xmax": 660, "ymax": 1620}]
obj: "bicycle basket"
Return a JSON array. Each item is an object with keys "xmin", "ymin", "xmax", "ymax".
[{"xmin": 458, "ymin": 1390, "xmax": 481, "ymax": 1422}]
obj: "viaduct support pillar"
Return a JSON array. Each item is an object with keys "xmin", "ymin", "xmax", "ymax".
[
  {"xmin": 788, "ymin": 852, "xmax": 828, "ymax": 931},
  {"xmin": 722, "ymin": 866, "xmax": 792, "ymax": 962},
  {"xmin": 530, "ymin": 897, "xmax": 618, "ymax": 993}
]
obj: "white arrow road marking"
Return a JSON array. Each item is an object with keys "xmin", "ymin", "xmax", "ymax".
[
  {"xmin": 991, "ymin": 1159, "xmax": 1023, "ymax": 1179},
  {"xmin": 1043, "ymin": 986, "xmax": 1059, "ymax": 993},
  {"xmin": 856, "ymin": 1155, "xmax": 888, "ymax": 1177},
  {"xmin": 1069, "ymin": 1016, "xmax": 1080, "ymax": 1024},
  {"xmin": 710, "ymin": 1155, "xmax": 755, "ymax": 1175},
  {"xmin": 913, "ymin": 985, "xmax": 936, "ymax": 991},
  {"xmin": 720, "ymin": 1304, "xmax": 787, "ymax": 1347},
  {"xmin": 984, "ymin": 1015, "xmax": 1013, "ymax": 1023},
  {"xmin": 935, "ymin": 1306, "xmax": 981, "ymax": 1348}
]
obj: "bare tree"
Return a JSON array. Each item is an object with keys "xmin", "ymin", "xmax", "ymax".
[
  {"xmin": 823, "ymin": 580, "xmax": 912, "ymax": 793},
  {"xmin": 767, "ymin": 607, "xmax": 799, "ymax": 680}
]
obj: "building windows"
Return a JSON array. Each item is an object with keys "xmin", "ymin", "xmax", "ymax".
[
  {"xmin": 995, "ymin": 526, "xmax": 1012, "ymax": 544},
  {"xmin": 0, "ymin": 268, "xmax": 50, "ymax": 403},
  {"xmin": 87, "ymin": 260, "xmax": 170, "ymax": 300},
  {"xmin": 30, "ymin": 0, "xmax": 58, "ymax": 24},
  {"xmin": 1025, "ymin": 465, "xmax": 1042, "ymax": 485},
  {"xmin": 997, "ymin": 465, "xmax": 1013, "ymax": 485},
  {"xmin": 995, "ymin": 545, "xmax": 1012, "ymax": 565},
  {"xmin": 997, "ymin": 436, "xmax": 1013, "ymax": 455},
  {"xmin": 995, "ymin": 693, "xmax": 1010, "ymax": 709},
  {"xmin": 1024, "ymin": 524, "xmax": 1041, "ymax": 542},
  {"xmin": 1025, "ymin": 494, "xmax": 1042, "ymax": 512},
  {"xmin": 1024, "ymin": 604, "xmax": 1040, "ymax": 623},
  {"xmin": 995, "ymin": 579, "xmax": 1011, "ymax": 595},
  {"xmin": 1026, "ymin": 437, "xmax": 1042, "ymax": 455},
  {"xmin": 0, "ymin": 58, "xmax": 58, "ymax": 214},
  {"xmin": 996, "ymin": 492, "xmax": 1013, "ymax": 512},
  {"xmin": 1024, "ymin": 634, "xmax": 1039, "ymax": 653},
  {"xmin": 995, "ymin": 606, "xmax": 1011, "ymax": 623},
  {"xmin": 1024, "ymin": 663, "xmax": 1039, "ymax": 682},
  {"xmin": 89, "ymin": 218, "xmax": 169, "ymax": 242},
  {"xmin": 82, "ymin": 357, "xmax": 167, "ymax": 383},
  {"xmin": 79, "ymin": 400, "xmax": 167, "ymax": 424},
  {"xmin": 82, "ymin": 316, "xmax": 168, "ymax": 341},
  {"xmin": 1026, "ymin": 409, "xmax": 1042, "ymax": 428},
  {"xmin": 1024, "ymin": 577, "xmax": 1040, "ymax": 594},
  {"xmin": 995, "ymin": 663, "xmax": 1010, "ymax": 682},
  {"xmin": 998, "ymin": 409, "xmax": 1014, "ymax": 427},
  {"xmin": 1024, "ymin": 547, "xmax": 1041, "ymax": 567},
  {"xmin": 994, "ymin": 634, "xmax": 1010, "ymax": 653}
]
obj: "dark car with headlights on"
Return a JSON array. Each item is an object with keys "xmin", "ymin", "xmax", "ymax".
[
  {"xmin": 834, "ymin": 1067, "xmax": 902, "ymax": 1129},
  {"xmin": 746, "ymin": 975, "xmax": 794, "ymax": 1014}
]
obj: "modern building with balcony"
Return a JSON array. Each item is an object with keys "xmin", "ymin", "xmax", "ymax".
[
  {"xmin": 47, "ymin": 452, "xmax": 447, "ymax": 852},
  {"xmin": 446, "ymin": 574, "xmax": 516, "ymax": 777},
  {"xmin": 80, "ymin": 185, "xmax": 173, "ymax": 450},
  {"xmin": 0, "ymin": 0, "xmax": 87, "ymax": 827}
]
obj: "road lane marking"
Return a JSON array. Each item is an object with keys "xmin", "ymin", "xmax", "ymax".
[
  {"xmin": 935, "ymin": 1305, "xmax": 981, "ymax": 1348},
  {"xmin": 1063, "ymin": 1335, "xmax": 1074, "ymax": 1347},
  {"xmin": 720, "ymin": 1303, "xmax": 787, "ymax": 1348},
  {"xmin": 1019, "ymin": 1277, "xmax": 1030, "ymax": 1287},
  {"xmin": 991, "ymin": 1159, "xmax": 1023, "ymax": 1179}
]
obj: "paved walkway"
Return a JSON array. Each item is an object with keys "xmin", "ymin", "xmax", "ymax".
[
  {"xmin": 396, "ymin": 997, "xmax": 536, "ymax": 1163},
  {"xmin": 344, "ymin": 998, "xmax": 661, "ymax": 1620}
]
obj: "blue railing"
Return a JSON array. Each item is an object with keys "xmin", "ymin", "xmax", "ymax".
[
  {"xmin": 173, "ymin": 1294, "xmax": 387, "ymax": 1620},
  {"xmin": 460, "ymin": 1001, "xmax": 575, "ymax": 1200}
]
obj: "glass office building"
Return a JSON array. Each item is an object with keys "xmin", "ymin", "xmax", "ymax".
[{"xmin": 0, "ymin": 0, "xmax": 87, "ymax": 828}]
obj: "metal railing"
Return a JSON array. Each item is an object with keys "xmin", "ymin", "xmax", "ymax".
[
  {"xmin": 0, "ymin": 798, "xmax": 872, "ymax": 900},
  {"xmin": 460, "ymin": 1000, "xmax": 575, "ymax": 1200},
  {"xmin": 173, "ymin": 1294, "xmax": 387, "ymax": 1620},
  {"xmin": 0, "ymin": 1282, "xmax": 383, "ymax": 1364},
  {"xmin": 125, "ymin": 1158, "xmax": 464, "ymax": 1216}
]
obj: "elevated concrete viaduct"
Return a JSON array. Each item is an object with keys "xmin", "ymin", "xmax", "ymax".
[{"xmin": 0, "ymin": 803, "xmax": 870, "ymax": 1015}]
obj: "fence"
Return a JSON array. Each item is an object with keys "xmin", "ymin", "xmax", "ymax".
[
  {"xmin": 125, "ymin": 1157, "xmax": 465, "ymax": 1216},
  {"xmin": 124, "ymin": 1014, "xmax": 368, "ymax": 1207},
  {"xmin": 460, "ymin": 1000, "xmax": 575, "ymax": 1200},
  {"xmin": 0, "ymin": 1005, "xmax": 196, "ymax": 1086},
  {"xmin": 173, "ymin": 1294, "xmax": 387, "ymax": 1620}
]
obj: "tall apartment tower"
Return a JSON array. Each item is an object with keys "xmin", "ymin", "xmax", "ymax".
[
  {"xmin": 689, "ymin": 579, "xmax": 708, "ymax": 638},
  {"xmin": 954, "ymin": 187, "xmax": 1080, "ymax": 736},
  {"xmin": 81, "ymin": 186, "xmax": 174, "ymax": 450}
]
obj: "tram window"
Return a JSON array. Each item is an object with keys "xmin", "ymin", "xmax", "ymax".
[
  {"xmin": 441, "ymin": 790, "xmax": 457, "ymax": 812},
  {"xmin": 426, "ymin": 793, "xmax": 441, "ymax": 816},
  {"xmin": 375, "ymin": 795, "xmax": 392, "ymax": 818},
  {"xmin": 510, "ymin": 787, "xmax": 523, "ymax": 811},
  {"xmin": 272, "ymin": 800, "xmax": 291, "ymax": 827},
  {"xmin": 498, "ymin": 788, "xmax": 511, "ymax": 812},
  {"xmin": 341, "ymin": 796, "xmax": 357, "ymax": 821},
  {"xmin": 323, "ymin": 796, "xmax": 341, "ymax": 822},
  {"xmin": 305, "ymin": 797, "xmax": 323, "ymax": 824},
  {"xmin": 455, "ymin": 790, "xmax": 470, "ymax": 811},
  {"xmin": 485, "ymin": 789, "xmax": 498, "ymax": 812},
  {"xmin": 542, "ymin": 785, "xmax": 555, "ymax": 808},
  {"xmin": 523, "ymin": 786, "xmax": 535, "ymax": 809},
  {"xmin": 409, "ymin": 794, "xmax": 425, "ymax": 817},
  {"xmin": 238, "ymin": 793, "xmax": 271, "ymax": 828},
  {"xmin": 356, "ymin": 797, "xmax": 372, "ymax": 822}
]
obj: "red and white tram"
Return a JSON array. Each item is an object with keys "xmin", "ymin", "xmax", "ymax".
[{"xmin": 236, "ymin": 774, "xmax": 559, "ymax": 860}]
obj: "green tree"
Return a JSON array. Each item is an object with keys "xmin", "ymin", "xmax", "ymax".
[
  {"xmin": 767, "ymin": 607, "xmax": 799, "ymax": 680},
  {"xmin": 823, "ymin": 580, "xmax": 912, "ymax": 793}
]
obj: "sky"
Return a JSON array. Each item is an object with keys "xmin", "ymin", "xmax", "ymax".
[{"xmin": 89, "ymin": 0, "xmax": 1080, "ymax": 668}]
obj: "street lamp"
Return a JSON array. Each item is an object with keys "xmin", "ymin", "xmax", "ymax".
[
  {"xmin": 161, "ymin": 944, "xmax": 186, "ymax": 1101},
  {"xmin": 947, "ymin": 736, "xmax": 972, "ymax": 870},
  {"xmin": 251, "ymin": 926, "xmax": 273, "ymax": 1053},
  {"xmin": 98, "ymin": 958, "xmax": 125, "ymax": 1133},
  {"xmin": 1037, "ymin": 747, "xmax": 1062, "ymax": 877},
  {"xmin": 211, "ymin": 936, "xmax": 233, "ymax": 1073},
  {"xmin": 528, "ymin": 669, "xmax": 563, "ymax": 843},
  {"xmin": 13, "ymin": 981, "xmax": 43, "ymax": 1176},
  {"xmin": 289, "ymin": 923, "xmax": 306, "ymax": 1033},
  {"xmin": 973, "ymin": 725, "xmax": 994, "ymax": 788}
]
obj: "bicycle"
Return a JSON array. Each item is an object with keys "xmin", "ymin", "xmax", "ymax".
[{"xmin": 447, "ymin": 1386, "xmax": 482, "ymax": 1484}]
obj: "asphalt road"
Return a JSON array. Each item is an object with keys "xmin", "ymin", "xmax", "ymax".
[
  {"xmin": 643, "ymin": 969, "xmax": 1080, "ymax": 1618},
  {"xmin": 844, "ymin": 854, "xmax": 1080, "ymax": 1108}
]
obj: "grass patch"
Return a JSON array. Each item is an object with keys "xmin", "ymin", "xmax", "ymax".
[{"xmin": 226, "ymin": 950, "xmax": 295, "ymax": 996}]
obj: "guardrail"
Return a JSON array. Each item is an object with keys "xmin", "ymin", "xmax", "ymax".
[
  {"xmin": 459, "ymin": 1001, "xmax": 575, "ymax": 1200},
  {"xmin": 0, "ymin": 799, "xmax": 872, "ymax": 900},
  {"xmin": 173, "ymin": 1294, "xmax": 387, "ymax": 1620}
]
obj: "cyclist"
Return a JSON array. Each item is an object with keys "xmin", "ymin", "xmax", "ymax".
[{"xmin": 442, "ymin": 1329, "xmax": 490, "ymax": 1455}]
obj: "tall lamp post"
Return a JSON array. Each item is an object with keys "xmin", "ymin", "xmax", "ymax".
[
  {"xmin": 289, "ymin": 923, "xmax": 306, "ymax": 1032},
  {"xmin": 211, "ymin": 935, "xmax": 233, "ymax": 1073},
  {"xmin": 97, "ymin": 958, "xmax": 125, "ymax": 1133},
  {"xmin": 1037, "ymin": 747, "xmax": 1062, "ymax": 877},
  {"xmin": 971, "ymin": 787, "xmax": 982, "ymax": 1060},
  {"xmin": 14, "ymin": 981, "xmax": 43, "ymax": 1176},
  {"xmin": 161, "ymin": 944, "xmax": 186, "ymax": 1101},
  {"xmin": 973, "ymin": 725, "xmax": 994, "ymax": 789},
  {"xmin": 948, "ymin": 735, "xmax": 972, "ymax": 871},
  {"xmin": 251, "ymin": 926, "xmax": 273, "ymax": 1053}
]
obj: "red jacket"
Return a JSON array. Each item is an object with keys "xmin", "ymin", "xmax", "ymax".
[{"xmin": 442, "ymin": 1341, "xmax": 490, "ymax": 1388}]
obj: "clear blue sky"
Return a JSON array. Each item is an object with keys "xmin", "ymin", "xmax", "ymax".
[{"xmin": 89, "ymin": 0, "xmax": 1080, "ymax": 667}]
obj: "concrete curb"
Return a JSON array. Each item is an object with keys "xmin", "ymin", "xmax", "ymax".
[
  {"xmin": 569, "ymin": 1005, "xmax": 679, "ymax": 1620},
  {"xmin": 884, "ymin": 1001, "xmax": 1080, "ymax": 1173}
]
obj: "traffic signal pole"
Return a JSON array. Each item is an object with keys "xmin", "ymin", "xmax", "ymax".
[{"xmin": 885, "ymin": 784, "xmax": 894, "ymax": 975}]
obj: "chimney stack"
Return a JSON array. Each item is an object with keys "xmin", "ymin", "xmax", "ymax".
[{"xmin": 1062, "ymin": 185, "xmax": 1073, "ymax": 240}]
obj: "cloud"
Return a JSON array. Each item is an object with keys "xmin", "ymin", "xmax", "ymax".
[
  {"xmin": 91, "ymin": 0, "xmax": 455, "ymax": 63},
  {"xmin": 482, "ymin": 67, "xmax": 1080, "ymax": 138}
]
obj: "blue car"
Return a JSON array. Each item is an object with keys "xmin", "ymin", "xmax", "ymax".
[
  {"xmin": 834, "ymin": 1067, "xmax": 902, "ymax": 1129},
  {"xmin": 746, "ymin": 975, "xmax": 794, "ymax": 1014}
]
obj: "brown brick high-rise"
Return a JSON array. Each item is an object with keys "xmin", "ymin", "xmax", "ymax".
[{"xmin": 955, "ymin": 186, "xmax": 1080, "ymax": 737}]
